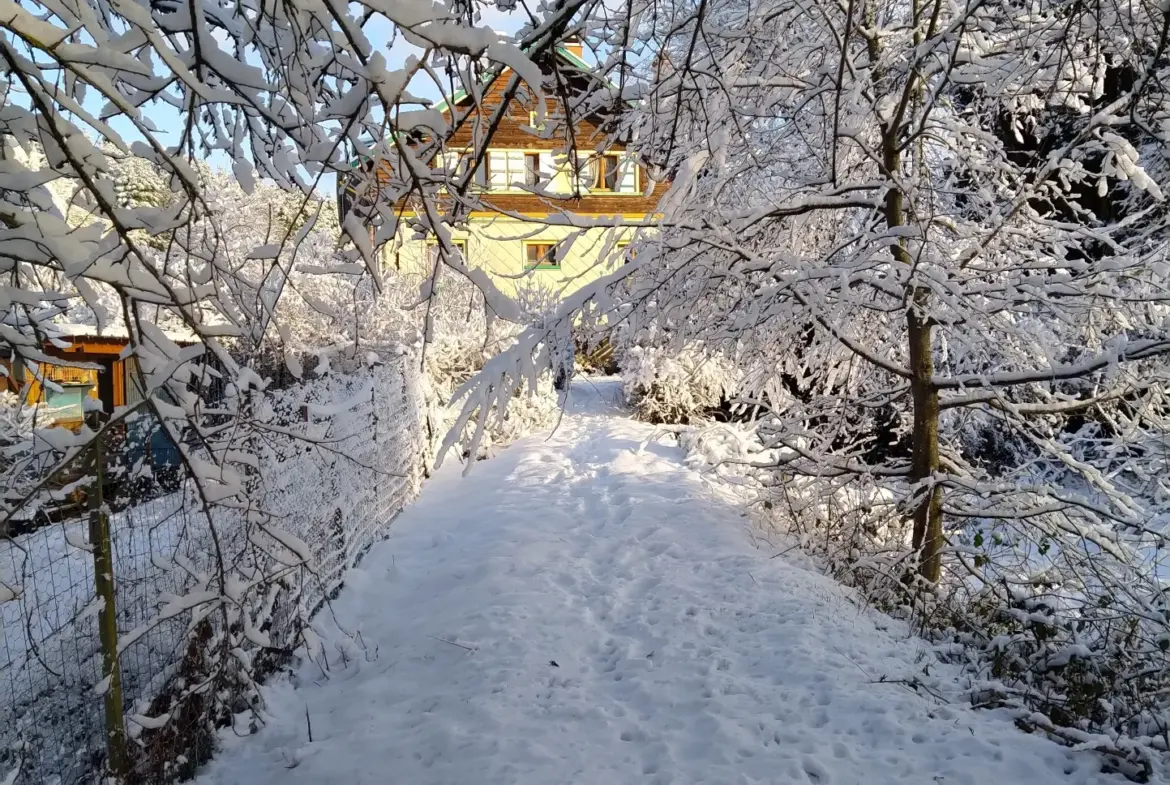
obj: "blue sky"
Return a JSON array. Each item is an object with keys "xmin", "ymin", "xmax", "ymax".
[{"xmin": 99, "ymin": 8, "xmax": 526, "ymax": 197}]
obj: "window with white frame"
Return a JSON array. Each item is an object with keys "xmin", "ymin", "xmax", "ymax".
[
  {"xmin": 440, "ymin": 150, "xmax": 466, "ymax": 179},
  {"xmin": 439, "ymin": 151, "xmax": 489, "ymax": 189},
  {"xmin": 578, "ymin": 152, "xmax": 639, "ymax": 193},
  {"xmin": 487, "ymin": 151, "xmax": 524, "ymax": 190}
]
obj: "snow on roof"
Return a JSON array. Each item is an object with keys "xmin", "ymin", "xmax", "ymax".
[{"xmin": 54, "ymin": 322, "xmax": 200, "ymax": 344}]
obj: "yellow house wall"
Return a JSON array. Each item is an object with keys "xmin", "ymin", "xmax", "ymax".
[{"xmin": 389, "ymin": 217, "xmax": 648, "ymax": 299}]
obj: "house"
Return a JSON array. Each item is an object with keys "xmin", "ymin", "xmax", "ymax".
[{"xmin": 342, "ymin": 38, "xmax": 666, "ymax": 298}]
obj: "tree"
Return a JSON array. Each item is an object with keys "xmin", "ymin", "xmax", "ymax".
[
  {"xmin": 0, "ymin": 0, "xmax": 607, "ymax": 542},
  {"xmin": 450, "ymin": 0, "xmax": 1170, "ymax": 765},
  {"xmin": 465, "ymin": 0, "xmax": 1170, "ymax": 574},
  {"xmin": 0, "ymin": 1, "xmax": 601, "ymax": 778}
]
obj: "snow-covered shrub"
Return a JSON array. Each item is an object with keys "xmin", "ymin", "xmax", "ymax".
[
  {"xmin": 676, "ymin": 420, "xmax": 911, "ymax": 598},
  {"xmin": 675, "ymin": 415, "xmax": 1170, "ymax": 780},
  {"xmin": 675, "ymin": 422, "xmax": 773, "ymax": 480},
  {"xmin": 383, "ymin": 267, "xmax": 563, "ymax": 465},
  {"xmin": 0, "ymin": 393, "xmax": 35, "ymax": 477},
  {"xmin": 113, "ymin": 161, "xmax": 559, "ymax": 469},
  {"xmin": 620, "ymin": 344, "xmax": 740, "ymax": 424},
  {"xmin": 451, "ymin": 373, "xmax": 562, "ymax": 460},
  {"xmin": 105, "ymin": 153, "xmax": 558, "ymax": 471}
]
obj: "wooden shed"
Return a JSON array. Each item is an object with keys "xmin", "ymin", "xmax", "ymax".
[{"xmin": 2, "ymin": 325, "xmax": 190, "ymax": 429}]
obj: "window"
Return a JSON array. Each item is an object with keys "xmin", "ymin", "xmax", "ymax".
[
  {"xmin": 489, "ymin": 151, "xmax": 534, "ymax": 190},
  {"xmin": 524, "ymin": 153, "xmax": 542, "ymax": 186},
  {"xmin": 488, "ymin": 151, "xmax": 507, "ymax": 189},
  {"xmin": 584, "ymin": 153, "xmax": 637, "ymax": 193},
  {"xmin": 473, "ymin": 155, "xmax": 490, "ymax": 189},
  {"xmin": 597, "ymin": 154, "xmax": 621, "ymax": 191},
  {"xmin": 438, "ymin": 151, "xmax": 490, "ymax": 190},
  {"xmin": 441, "ymin": 151, "xmax": 472, "ymax": 181},
  {"xmin": 440, "ymin": 151, "xmax": 460, "ymax": 175},
  {"xmin": 428, "ymin": 239, "xmax": 468, "ymax": 264},
  {"xmin": 527, "ymin": 110, "xmax": 547, "ymax": 131},
  {"xmin": 44, "ymin": 383, "xmax": 94, "ymax": 424},
  {"xmin": 525, "ymin": 242, "xmax": 558, "ymax": 269},
  {"xmin": 616, "ymin": 241, "xmax": 635, "ymax": 265}
]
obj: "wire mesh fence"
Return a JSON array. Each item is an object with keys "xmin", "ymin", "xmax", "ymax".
[{"xmin": 0, "ymin": 353, "xmax": 425, "ymax": 784}]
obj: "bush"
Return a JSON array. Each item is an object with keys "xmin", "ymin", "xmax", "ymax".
[
  {"xmin": 620, "ymin": 345, "xmax": 740, "ymax": 424},
  {"xmin": 394, "ymin": 268, "xmax": 563, "ymax": 465},
  {"xmin": 673, "ymin": 417, "xmax": 1170, "ymax": 781}
]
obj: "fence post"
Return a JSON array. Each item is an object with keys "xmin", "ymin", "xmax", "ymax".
[{"xmin": 87, "ymin": 412, "xmax": 129, "ymax": 779}]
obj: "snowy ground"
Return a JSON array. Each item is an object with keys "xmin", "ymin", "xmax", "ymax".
[{"xmin": 196, "ymin": 379, "xmax": 1123, "ymax": 785}]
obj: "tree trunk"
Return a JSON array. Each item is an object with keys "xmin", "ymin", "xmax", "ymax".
[
  {"xmin": 907, "ymin": 299, "xmax": 943, "ymax": 583},
  {"xmin": 883, "ymin": 127, "xmax": 944, "ymax": 584},
  {"xmin": 87, "ymin": 413, "xmax": 129, "ymax": 778}
]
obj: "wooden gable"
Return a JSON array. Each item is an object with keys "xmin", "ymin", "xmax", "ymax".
[
  {"xmin": 443, "ymin": 50, "xmax": 612, "ymax": 151},
  {"xmin": 357, "ymin": 45, "xmax": 669, "ymax": 218}
]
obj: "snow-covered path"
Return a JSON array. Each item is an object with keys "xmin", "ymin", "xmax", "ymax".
[{"xmin": 198, "ymin": 381, "xmax": 1120, "ymax": 785}]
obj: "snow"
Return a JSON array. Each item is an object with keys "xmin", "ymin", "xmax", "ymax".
[
  {"xmin": 0, "ymin": 491, "xmax": 209, "ymax": 782},
  {"xmin": 196, "ymin": 379, "xmax": 1123, "ymax": 785},
  {"xmin": 53, "ymin": 322, "xmax": 198, "ymax": 344}
]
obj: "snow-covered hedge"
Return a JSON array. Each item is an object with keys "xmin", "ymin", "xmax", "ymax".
[
  {"xmin": 620, "ymin": 344, "xmax": 740, "ymax": 425},
  {"xmin": 396, "ymin": 267, "xmax": 563, "ymax": 465},
  {"xmin": 0, "ymin": 355, "xmax": 428, "ymax": 784},
  {"xmin": 674, "ymin": 421, "xmax": 1170, "ymax": 780}
]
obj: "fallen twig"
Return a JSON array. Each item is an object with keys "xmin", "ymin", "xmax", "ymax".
[{"xmin": 428, "ymin": 634, "xmax": 476, "ymax": 652}]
